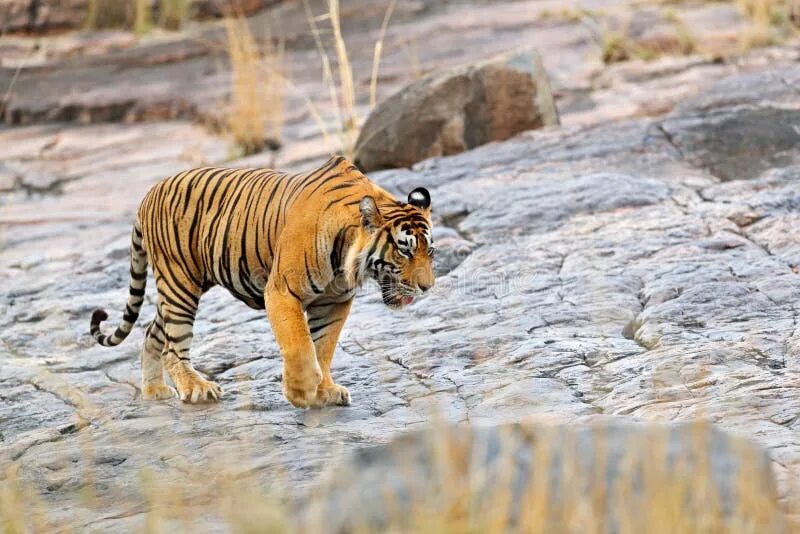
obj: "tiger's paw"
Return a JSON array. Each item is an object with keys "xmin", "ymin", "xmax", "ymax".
[
  {"xmin": 175, "ymin": 375, "xmax": 223, "ymax": 403},
  {"xmin": 283, "ymin": 364, "xmax": 323, "ymax": 409},
  {"xmin": 142, "ymin": 383, "xmax": 177, "ymax": 401},
  {"xmin": 312, "ymin": 383, "xmax": 351, "ymax": 408}
]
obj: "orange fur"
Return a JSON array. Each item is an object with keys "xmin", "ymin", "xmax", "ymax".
[{"xmin": 90, "ymin": 156, "xmax": 434, "ymax": 408}]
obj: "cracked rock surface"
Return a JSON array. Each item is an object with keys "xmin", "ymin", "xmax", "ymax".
[{"xmin": 2, "ymin": 65, "xmax": 800, "ymax": 529}]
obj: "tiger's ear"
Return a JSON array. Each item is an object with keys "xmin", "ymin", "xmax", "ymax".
[
  {"xmin": 408, "ymin": 187, "xmax": 431, "ymax": 210},
  {"xmin": 359, "ymin": 196, "xmax": 383, "ymax": 233}
]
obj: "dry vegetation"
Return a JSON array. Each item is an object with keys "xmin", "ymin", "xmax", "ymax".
[
  {"xmin": 736, "ymin": 0, "xmax": 800, "ymax": 48},
  {"xmin": 555, "ymin": 0, "xmax": 798, "ymax": 64},
  {"xmin": 598, "ymin": 14, "xmax": 697, "ymax": 63},
  {"xmin": 217, "ymin": 0, "xmax": 398, "ymax": 158},
  {"xmin": 302, "ymin": 0, "xmax": 397, "ymax": 159},
  {"xmin": 313, "ymin": 423, "xmax": 792, "ymax": 533},
  {"xmin": 1, "ymin": 414, "xmax": 795, "ymax": 532},
  {"xmin": 85, "ymin": 0, "xmax": 191, "ymax": 32},
  {"xmin": 224, "ymin": 15, "xmax": 285, "ymax": 158}
]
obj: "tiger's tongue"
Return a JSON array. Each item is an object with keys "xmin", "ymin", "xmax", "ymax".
[{"xmin": 401, "ymin": 296, "xmax": 415, "ymax": 306}]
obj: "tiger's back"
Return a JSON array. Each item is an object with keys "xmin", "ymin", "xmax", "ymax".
[{"xmin": 138, "ymin": 157, "xmax": 372, "ymax": 309}]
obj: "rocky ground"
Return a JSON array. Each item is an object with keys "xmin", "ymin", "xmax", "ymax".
[{"xmin": 1, "ymin": 0, "xmax": 800, "ymax": 530}]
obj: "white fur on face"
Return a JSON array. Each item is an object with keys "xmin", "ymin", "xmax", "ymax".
[
  {"xmin": 395, "ymin": 226, "xmax": 433, "ymax": 256},
  {"xmin": 396, "ymin": 228, "xmax": 417, "ymax": 255}
]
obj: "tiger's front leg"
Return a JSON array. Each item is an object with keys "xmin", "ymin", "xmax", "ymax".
[
  {"xmin": 307, "ymin": 297, "xmax": 353, "ymax": 407},
  {"xmin": 266, "ymin": 283, "xmax": 323, "ymax": 409}
]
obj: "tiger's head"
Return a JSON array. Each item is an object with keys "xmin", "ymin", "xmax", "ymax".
[{"xmin": 359, "ymin": 188, "xmax": 435, "ymax": 309}]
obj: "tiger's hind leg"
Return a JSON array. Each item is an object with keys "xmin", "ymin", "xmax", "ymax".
[
  {"xmin": 140, "ymin": 303, "xmax": 176, "ymax": 400},
  {"xmin": 159, "ymin": 298, "xmax": 223, "ymax": 404}
]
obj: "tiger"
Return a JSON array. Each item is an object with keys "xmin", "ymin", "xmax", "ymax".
[{"xmin": 89, "ymin": 156, "xmax": 435, "ymax": 408}]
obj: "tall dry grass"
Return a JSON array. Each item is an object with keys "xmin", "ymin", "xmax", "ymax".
[
  {"xmin": 303, "ymin": 0, "xmax": 398, "ymax": 159},
  {"xmin": 134, "ymin": 0, "xmax": 153, "ymax": 34},
  {"xmin": 738, "ymin": 0, "xmax": 800, "ymax": 49},
  {"xmin": 2, "ymin": 412, "xmax": 796, "ymax": 532},
  {"xmin": 739, "ymin": 0, "xmax": 780, "ymax": 47},
  {"xmin": 369, "ymin": 0, "xmax": 398, "ymax": 109},
  {"xmin": 223, "ymin": 15, "xmax": 285, "ymax": 158},
  {"xmin": 303, "ymin": 422, "xmax": 792, "ymax": 533}
]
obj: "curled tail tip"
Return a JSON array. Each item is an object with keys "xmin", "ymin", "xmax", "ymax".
[{"xmin": 91, "ymin": 308, "xmax": 108, "ymax": 325}]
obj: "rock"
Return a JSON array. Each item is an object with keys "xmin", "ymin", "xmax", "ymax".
[
  {"xmin": 309, "ymin": 422, "xmax": 785, "ymax": 532},
  {"xmin": 0, "ymin": 163, "xmax": 20, "ymax": 191},
  {"xmin": 0, "ymin": 0, "xmax": 281, "ymax": 34},
  {"xmin": 0, "ymin": 0, "xmax": 88, "ymax": 34},
  {"xmin": 354, "ymin": 49, "xmax": 560, "ymax": 171},
  {"xmin": 658, "ymin": 66, "xmax": 800, "ymax": 181},
  {"xmin": 189, "ymin": 0, "xmax": 281, "ymax": 19}
]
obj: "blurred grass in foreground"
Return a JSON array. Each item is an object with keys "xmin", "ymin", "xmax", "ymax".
[{"xmin": 1, "ymin": 418, "xmax": 796, "ymax": 533}]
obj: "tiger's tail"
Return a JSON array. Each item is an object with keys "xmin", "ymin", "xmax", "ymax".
[{"xmin": 90, "ymin": 222, "xmax": 148, "ymax": 347}]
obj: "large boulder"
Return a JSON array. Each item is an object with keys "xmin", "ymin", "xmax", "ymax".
[
  {"xmin": 308, "ymin": 422, "xmax": 786, "ymax": 532},
  {"xmin": 354, "ymin": 49, "xmax": 559, "ymax": 171}
]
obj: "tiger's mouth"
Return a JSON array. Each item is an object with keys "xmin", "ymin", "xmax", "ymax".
[
  {"xmin": 379, "ymin": 279, "xmax": 416, "ymax": 309},
  {"xmin": 384, "ymin": 293, "xmax": 415, "ymax": 308}
]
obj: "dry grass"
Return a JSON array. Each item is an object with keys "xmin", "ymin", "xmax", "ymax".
[
  {"xmin": 158, "ymin": 0, "xmax": 191, "ymax": 31},
  {"xmin": 737, "ymin": 0, "xmax": 799, "ymax": 49},
  {"xmin": 223, "ymin": 15, "xmax": 285, "ymax": 158},
  {"xmin": 600, "ymin": 30, "xmax": 634, "ymax": 63},
  {"xmin": 328, "ymin": 0, "xmax": 358, "ymax": 159},
  {"xmin": 591, "ymin": 0, "xmax": 799, "ymax": 64},
  {"xmin": 303, "ymin": 0, "xmax": 398, "ymax": 159},
  {"xmin": 400, "ymin": 36, "xmax": 424, "ymax": 80},
  {"xmin": 369, "ymin": 0, "xmax": 399, "ymax": 109},
  {"xmin": 309, "ymin": 422, "xmax": 790, "ymax": 533},
  {"xmin": 2, "ymin": 417, "xmax": 794, "ymax": 533},
  {"xmin": 538, "ymin": 7, "xmax": 590, "ymax": 23},
  {"xmin": 739, "ymin": 0, "xmax": 781, "ymax": 47},
  {"xmin": 133, "ymin": 0, "xmax": 153, "ymax": 35},
  {"xmin": 84, "ymin": 0, "xmax": 190, "ymax": 32},
  {"xmin": 85, "ymin": 0, "xmax": 130, "ymax": 30},
  {"xmin": 303, "ymin": 0, "xmax": 358, "ymax": 159},
  {"xmin": 663, "ymin": 9, "xmax": 698, "ymax": 54},
  {"xmin": 595, "ymin": 10, "xmax": 697, "ymax": 64}
]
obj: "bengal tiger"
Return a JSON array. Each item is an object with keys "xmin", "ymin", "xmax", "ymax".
[{"xmin": 89, "ymin": 156, "xmax": 434, "ymax": 408}]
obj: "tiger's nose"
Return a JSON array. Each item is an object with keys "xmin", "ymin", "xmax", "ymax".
[{"xmin": 419, "ymin": 283, "xmax": 432, "ymax": 293}]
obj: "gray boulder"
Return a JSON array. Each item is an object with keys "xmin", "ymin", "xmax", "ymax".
[
  {"xmin": 657, "ymin": 67, "xmax": 800, "ymax": 181},
  {"xmin": 307, "ymin": 422, "xmax": 786, "ymax": 533},
  {"xmin": 354, "ymin": 49, "xmax": 560, "ymax": 171}
]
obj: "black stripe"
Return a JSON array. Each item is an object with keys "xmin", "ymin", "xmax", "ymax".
[
  {"xmin": 167, "ymin": 331, "xmax": 193, "ymax": 344},
  {"xmin": 282, "ymin": 275, "xmax": 303, "ymax": 303},
  {"xmin": 305, "ymin": 253, "xmax": 323, "ymax": 294},
  {"xmin": 324, "ymin": 192, "xmax": 358, "ymax": 212},
  {"xmin": 309, "ymin": 318, "xmax": 340, "ymax": 335},
  {"xmin": 307, "ymin": 172, "xmax": 345, "ymax": 197}
]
